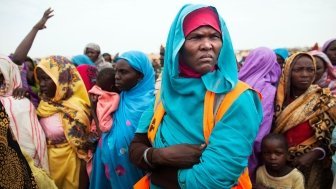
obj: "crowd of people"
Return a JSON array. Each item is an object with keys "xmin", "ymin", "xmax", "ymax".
[{"xmin": 1, "ymin": 3, "xmax": 336, "ymax": 189}]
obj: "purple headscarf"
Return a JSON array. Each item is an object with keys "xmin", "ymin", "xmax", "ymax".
[{"xmin": 238, "ymin": 47, "xmax": 281, "ymax": 181}]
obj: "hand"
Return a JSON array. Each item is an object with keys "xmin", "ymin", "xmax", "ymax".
[
  {"xmin": 89, "ymin": 94, "xmax": 99, "ymax": 111},
  {"xmin": 13, "ymin": 87, "xmax": 29, "ymax": 99},
  {"xmin": 33, "ymin": 8, "xmax": 54, "ymax": 30},
  {"xmin": 292, "ymin": 149, "xmax": 322, "ymax": 172},
  {"xmin": 152, "ymin": 144, "xmax": 206, "ymax": 168}
]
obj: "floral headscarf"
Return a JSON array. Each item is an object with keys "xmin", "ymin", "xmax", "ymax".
[{"xmin": 36, "ymin": 56, "xmax": 94, "ymax": 161}]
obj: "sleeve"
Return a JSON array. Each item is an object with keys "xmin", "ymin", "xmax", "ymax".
[
  {"xmin": 178, "ymin": 90, "xmax": 263, "ymax": 189},
  {"xmin": 293, "ymin": 169, "xmax": 305, "ymax": 189},
  {"xmin": 136, "ymin": 99, "xmax": 155, "ymax": 133}
]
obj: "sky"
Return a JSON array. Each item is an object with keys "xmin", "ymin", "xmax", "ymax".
[{"xmin": 0, "ymin": 0, "xmax": 335, "ymax": 58}]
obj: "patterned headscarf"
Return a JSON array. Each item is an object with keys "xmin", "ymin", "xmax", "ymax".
[
  {"xmin": 0, "ymin": 55, "xmax": 22, "ymax": 96},
  {"xmin": 309, "ymin": 50, "xmax": 336, "ymax": 95},
  {"xmin": 36, "ymin": 56, "xmax": 93, "ymax": 161},
  {"xmin": 275, "ymin": 52, "xmax": 316, "ymax": 113}
]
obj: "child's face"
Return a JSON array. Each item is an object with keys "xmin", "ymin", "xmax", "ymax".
[{"xmin": 262, "ymin": 139, "xmax": 287, "ymax": 172}]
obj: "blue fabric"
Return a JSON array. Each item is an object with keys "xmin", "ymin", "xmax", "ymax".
[
  {"xmin": 136, "ymin": 4, "xmax": 263, "ymax": 189},
  {"xmin": 90, "ymin": 51, "xmax": 155, "ymax": 189},
  {"xmin": 273, "ymin": 48, "xmax": 289, "ymax": 60},
  {"xmin": 71, "ymin": 55, "xmax": 96, "ymax": 66}
]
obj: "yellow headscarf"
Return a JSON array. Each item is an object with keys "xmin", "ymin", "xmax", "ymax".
[{"xmin": 36, "ymin": 56, "xmax": 93, "ymax": 161}]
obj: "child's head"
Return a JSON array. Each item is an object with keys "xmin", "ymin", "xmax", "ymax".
[
  {"xmin": 261, "ymin": 133, "xmax": 288, "ymax": 172},
  {"xmin": 96, "ymin": 67, "xmax": 120, "ymax": 93}
]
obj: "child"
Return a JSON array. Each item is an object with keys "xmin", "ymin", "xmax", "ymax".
[
  {"xmin": 254, "ymin": 133, "xmax": 305, "ymax": 189},
  {"xmin": 87, "ymin": 67, "xmax": 120, "ymax": 175},
  {"xmin": 89, "ymin": 67, "xmax": 120, "ymax": 134}
]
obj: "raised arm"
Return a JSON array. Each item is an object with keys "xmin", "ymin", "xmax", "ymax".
[{"xmin": 11, "ymin": 8, "xmax": 54, "ymax": 65}]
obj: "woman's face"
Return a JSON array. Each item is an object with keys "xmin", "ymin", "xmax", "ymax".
[
  {"xmin": 326, "ymin": 40, "xmax": 336, "ymax": 65},
  {"xmin": 290, "ymin": 56, "xmax": 315, "ymax": 92},
  {"xmin": 181, "ymin": 26, "xmax": 222, "ymax": 75},
  {"xmin": 26, "ymin": 60, "xmax": 35, "ymax": 85},
  {"xmin": 314, "ymin": 56, "xmax": 326, "ymax": 82},
  {"xmin": 276, "ymin": 54, "xmax": 285, "ymax": 68},
  {"xmin": 36, "ymin": 67, "xmax": 56, "ymax": 98},
  {"xmin": 115, "ymin": 59, "xmax": 143, "ymax": 91},
  {"xmin": 85, "ymin": 48, "xmax": 100, "ymax": 62}
]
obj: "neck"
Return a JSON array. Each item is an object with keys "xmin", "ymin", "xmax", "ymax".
[
  {"xmin": 265, "ymin": 165, "xmax": 292, "ymax": 177},
  {"xmin": 290, "ymin": 88, "xmax": 307, "ymax": 99}
]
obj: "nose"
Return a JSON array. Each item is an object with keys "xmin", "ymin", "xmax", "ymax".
[
  {"xmin": 200, "ymin": 39, "xmax": 212, "ymax": 50},
  {"xmin": 115, "ymin": 72, "xmax": 120, "ymax": 80},
  {"xmin": 270, "ymin": 153, "xmax": 277, "ymax": 160}
]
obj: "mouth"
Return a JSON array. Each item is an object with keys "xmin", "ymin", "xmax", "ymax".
[{"xmin": 298, "ymin": 80, "xmax": 311, "ymax": 84}]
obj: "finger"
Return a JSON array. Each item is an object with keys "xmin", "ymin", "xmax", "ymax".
[{"xmin": 200, "ymin": 143, "xmax": 207, "ymax": 150}]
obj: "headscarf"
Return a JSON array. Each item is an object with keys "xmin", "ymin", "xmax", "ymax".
[
  {"xmin": 84, "ymin": 43, "xmax": 101, "ymax": 53},
  {"xmin": 36, "ymin": 56, "xmax": 93, "ymax": 161},
  {"xmin": 76, "ymin": 64, "xmax": 97, "ymax": 91},
  {"xmin": 161, "ymin": 4, "xmax": 237, "ymax": 122},
  {"xmin": 239, "ymin": 47, "xmax": 281, "ymax": 94},
  {"xmin": 71, "ymin": 54, "xmax": 96, "ymax": 67},
  {"xmin": 238, "ymin": 47, "xmax": 281, "ymax": 178},
  {"xmin": 275, "ymin": 52, "xmax": 316, "ymax": 114},
  {"xmin": 274, "ymin": 48, "xmax": 289, "ymax": 60},
  {"xmin": 309, "ymin": 50, "xmax": 336, "ymax": 94},
  {"xmin": 0, "ymin": 55, "xmax": 48, "ymax": 171},
  {"xmin": 322, "ymin": 38, "xmax": 336, "ymax": 53},
  {"xmin": 0, "ymin": 55, "xmax": 21, "ymax": 96}
]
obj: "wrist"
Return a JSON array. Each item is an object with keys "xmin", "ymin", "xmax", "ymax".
[{"xmin": 151, "ymin": 148, "xmax": 164, "ymax": 166}]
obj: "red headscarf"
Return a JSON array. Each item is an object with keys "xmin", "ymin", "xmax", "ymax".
[{"xmin": 180, "ymin": 7, "xmax": 221, "ymax": 78}]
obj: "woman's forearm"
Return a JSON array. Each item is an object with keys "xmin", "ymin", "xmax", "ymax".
[{"xmin": 12, "ymin": 28, "xmax": 39, "ymax": 65}]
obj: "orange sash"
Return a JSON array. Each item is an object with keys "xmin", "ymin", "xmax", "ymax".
[{"xmin": 135, "ymin": 81, "xmax": 259, "ymax": 189}]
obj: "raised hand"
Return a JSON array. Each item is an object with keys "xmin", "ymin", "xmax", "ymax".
[{"xmin": 33, "ymin": 8, "xmax": 54, "ymax": 30}]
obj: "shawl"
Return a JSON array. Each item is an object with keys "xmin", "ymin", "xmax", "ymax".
[
  {"xmin": 309, "ymin": 50, "xmax": 336, "ymax": 95},
  {"xmin": 0, "ymin": 55, "xmax": 48, "ymax": 171},
  {"xmin": 0, "ymin": 103, "xmax": 37, "ymax": 189},
  {"xmin": 274, "ymin": 52, "xmax": 336, "ymax": 159},
  {"xmin": 88, "ymin": 85, "xmax": 119, "ymax": 132},
  {"xmin": 36, "ymin": 55, "xmax": 93, "ymax": 161}
]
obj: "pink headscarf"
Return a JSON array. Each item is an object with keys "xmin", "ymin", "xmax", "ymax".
[
  {"xmin": 310, "ymin": 50, "xmax": 336, "ymax": 95},
  {"xmin": 179, "ymin": 7, "xmax": 221, "ymax": 78},
  {"xmin": 322, "ymin": 38, "xmax": 336, "ymax": 52},
  {"xmin": 0, "ymin": 55, "xmax": 22, "ymax": 96}
]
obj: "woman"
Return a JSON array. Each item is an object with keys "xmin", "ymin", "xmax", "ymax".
[
  {"xmin": 89, "ymin": 51, "xmax": 155, "ymax": 189},
  {"xmin": 309, "ymin": 50, "xmax": 336, "ymax": 95},
  {"xmin": 273, "ymin": 52, "xmax": 336, "ymax": 189},
  {"xmin": 238, "ymin": 47, "xmax": 281, "ymax": 181},
  {"xmin": 36, "ymin": 55, "xmax": 96, "ymax": 189},
  {"xmin": 0, "ymin": 55, "xmax": 48, "ymax": 172},
  {"xmin": 129, "ymin": 4, "xmax": 263, "ymax": 189},
  {"xmin": 322, "ymin": 38, "xmax": 336, "ymax": 66},
  {"xmin": 0, "ymin": 101, "xmax": 37, "ymax": 189}
]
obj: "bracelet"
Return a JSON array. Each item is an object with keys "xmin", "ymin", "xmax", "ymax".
[
  {"xmin": 312, "ymin": 147, "xmax": 326, "ymax": 160},
  {"xmin": 143, "ymin": 147, "xmax": 154, "ymax": 168}
]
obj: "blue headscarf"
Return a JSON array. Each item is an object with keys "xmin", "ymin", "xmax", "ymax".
[
  {"xmin": 273, "ymin": 48, "xmax": 289, "ymax": 60},
  {"xmin": 101, "ymin": 51, "xmax": 155, "ymax": 188},
  {"xmin": 71, "ymin": 54, "xmax": 96, "ymax": 66}
]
